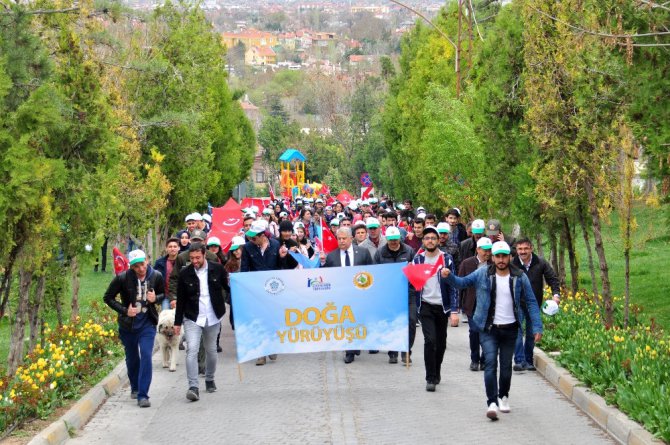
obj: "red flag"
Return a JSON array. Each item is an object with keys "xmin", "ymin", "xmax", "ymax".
[
  {"xmin": 113, "ymin": 247, "xmax": 129, "ymax": 275},
  {"xmin": 240, "ymin": 197, "xmax": 271, "ymax": 211},
  {"xmin": 269, "ymin": 183, "xmax": 276, "ymax": 201},
  {"xmin": 210, "ymin": 198, "xmax": 243, "ymax": 253},
  {"xmin": 320, "ymin": 183, "xmax": 330, "ymax": 196},
  {"xmin": 319, "ymin": 217, "xmax": 338, "ymax": 254},
  {"xmin": 361, "ymin": 186, "xmax": 373, "ymax": 199},
  {"xmin": 402, "ymin": 254, "xmax": 445, "ymax": 290},
  {"xmin": 336, "ymin": 190, "xmax": 353, "ymax": 205}
]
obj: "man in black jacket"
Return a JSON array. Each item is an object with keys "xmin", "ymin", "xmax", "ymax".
[
  {"xmin": 103, "ymin": 249, "xmax": 165, "ymax": 408},
  {"xmin": 512, "ymin": 237, "xmax": 561, "ymax": 371},
  {"xmin": 374, "ymin": 227, "xmax": 415, "ymax": 364},
  {"xmin": 174, "ymin": 243, "xmax": 229, "ymax": 402}
]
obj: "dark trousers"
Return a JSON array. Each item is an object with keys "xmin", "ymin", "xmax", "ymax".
[
  {"xmin": 480, "ymin": 324, "xmax": 517, "ymax": 406},
  {"xmin": 118, "ymin": 323, "xmax": 156, "ymax": 400},
  {"xmin": 390, "ymin": 296, "xmax": 417, "ymax": 358},
  {"xmin": 419, "ymin": 302, "xmax": 449, "ymax": 383}
]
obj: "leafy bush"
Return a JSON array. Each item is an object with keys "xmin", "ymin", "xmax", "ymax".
[
  {"xmin": 0, "ymin": 302, "xmax": 123, "ymax": 434},
  {"xmin": 541, "ymin": 289, "xmax": 670, "ymax": 442}
]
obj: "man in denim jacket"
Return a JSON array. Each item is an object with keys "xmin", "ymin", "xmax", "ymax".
[{"xmin": 444, "ymin": 241, "xmax": 542, "ymax": 421}]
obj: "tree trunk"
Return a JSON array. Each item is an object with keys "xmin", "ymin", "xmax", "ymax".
[
  {"xmin": 563, "ymin": 216, "xmax": 579, "ymax": 295},
  {"xmin": 535, "ymin": 233, "xmax": 543, "ymax": 257},
  {"xmin": 577, "ymin": 203, "xmax": 600, "ymax": 304},
  {"xmin": 7, "ymin": 269, "xmax": 31, "ymax": 376},
  {"xmin": 28, "ymin": 274, "xmax": 46, "ymax": 352},
  {"xmin": 70, "ymin": 257, "xmax": 80, "ymax": 322},
  {"xmin": 584, "ymin": 180, "xmax": 613, "ymax": 327},
  {"xmin": 0, "ymin": 273, "xmax": 12, "ymax": 320},
  {"xmin": 558, "ymin": 231, "xmax": 566, "ymax": 289},
  {"xmin": 549, "ymin": 232, "xmax": 559, "ymax": 274}
]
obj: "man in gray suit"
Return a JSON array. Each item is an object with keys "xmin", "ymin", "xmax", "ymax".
[{"xmin": 320, "ymin": 227, "xmax": 374, "ymax": 363}]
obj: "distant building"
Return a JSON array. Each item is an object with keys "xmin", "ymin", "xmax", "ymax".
[
  {"xmin": 222, "ymin": 29, "xmax": 278, "ymax": 49},
  {"xmin": 350, "ymin": 5, "xmax": 390, "ymax": 14},
  {"xmin": 245, "ymin": 45, "xmax": 277, "ymax": 66}
]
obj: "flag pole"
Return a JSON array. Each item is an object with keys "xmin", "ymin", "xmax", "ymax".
[{"xmin": 237, "ymin": 363, "xmax": 243, "ymax": 382}]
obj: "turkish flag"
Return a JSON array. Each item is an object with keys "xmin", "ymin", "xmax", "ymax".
[
  {"xmin": 240, "ymin": 197, "xmax": 271, "ymax": 211},
  {"xmin": 317, "ymin": 217, "xmax": 338, "ymax": 254},
  {"xmin": 402, "ymin": 254, "xmax": 445, "ymax": 290},
  {"xmin": 269, "ymin": 183, "xmax": 276, "ymax": 201},
  {"xmin": 113, "ymin": 247, "xmax": 129, "ymax": 275},
  {"xmin": 210, "ymin": 198, "xmax": 243, "ymax": 253},
  {"xmin": 336, "ymin": 190, "xmax": 353, "ymax": 205}
]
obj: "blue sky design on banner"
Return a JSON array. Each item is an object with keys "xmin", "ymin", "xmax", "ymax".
[{"xmin": 230, "ymin": 263, "xmax": 409, "ymax": 363}]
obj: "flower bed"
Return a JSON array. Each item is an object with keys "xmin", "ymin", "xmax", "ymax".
[
  {"xmin": 540, "ymin": 290, "xmax": 670, "ymax": 442},
  {"xmin": 0, "ymin": 305, "xmax": 123, "ymax": 435}
]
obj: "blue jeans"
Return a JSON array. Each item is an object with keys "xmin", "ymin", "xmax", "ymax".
[
  {"xmin": 467, "ymin": 315, "xmax": 483, "ymax": 365},
  {"xmin": 118, "ymin": 323, "xmax": 156, "ymax": 400},
  {"xmin": 480, "ymin": 324, "xmax": 517, "ymax": 406},
  {"xmin": 514, "ymin": 309, "xmax": 535, "ymax": 365}
]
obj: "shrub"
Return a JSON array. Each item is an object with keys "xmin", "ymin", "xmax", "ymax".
[{"xmin": 541, "ymin": 289, "xmax": 670, "ymax": 442}]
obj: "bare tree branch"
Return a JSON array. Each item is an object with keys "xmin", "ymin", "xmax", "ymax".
[
  {"xmin": 638, "ymin": 0, "xmax": 670, "ymax": 12},
  {"xmin": 468, "ymin": 0, "xmax": 485, "ymax": 41},
  {"xmin": 385, "ymin": 0, "xmax": 457, "ymax": 50},
  {"xmin": 0, "ymin": 6, "xmax": 79, "ymax": 15}
]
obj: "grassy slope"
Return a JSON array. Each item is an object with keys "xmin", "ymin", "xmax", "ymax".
[{"xmin": 568, "ymin": 201, "xmax": 670, "ymax": 329}]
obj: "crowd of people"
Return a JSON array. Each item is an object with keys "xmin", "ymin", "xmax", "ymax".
[{"xmin": 103, "ymin": 195, "xmax": 562, "ymax": 420}]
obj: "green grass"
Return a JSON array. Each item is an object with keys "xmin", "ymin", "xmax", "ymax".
[
  {"xmin": 0, "ymin": 259, "xmax": 113, "ymax": 373},
  {"xmin": 567, "ymin": 200, "xmax": 670, "ymax": 330}
]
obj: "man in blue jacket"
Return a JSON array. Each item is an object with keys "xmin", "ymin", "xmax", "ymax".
[{"xmin": 444, "ymin": 241, "xmax": 543, "ymax": 421}]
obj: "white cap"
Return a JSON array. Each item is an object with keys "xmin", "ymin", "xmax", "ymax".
[
  {"xmin": 206, "ymin": 236, "xmax": 221, "ymax": 247},
  {"xmin": 471, "ymin": 219, "xmax": 486, "ymax": 234},
  {"xmin": 202, "ymin": 214, "xmax": 212, "ymax": 223},
  {"xmin": 365, "ymin": 217, "xmax": 381, "ymax": 228},
  {"xmin": 436, "ymin": 222, "xmax": 450, "ymax": 234},
  {"xmin": 262, "ymin": 208, "xmax": 273, "ymax": 215},
  {"xmin": 542, "ymin": 300, "xmax": 559, "ymax": 316},
  {"xmin": 491, "ymin": 241, "xmax": 511, "ymax": 255},
  {"xmin": 128, "ymin": 249, "xmax": 146, "ymax": 266},
  {"xmin": 229, "ymin": 236, "xmax": 245, "ymax": 251},
  {"xmin": 250, "ymin": 205, "xmax": 259, "ymax": 214},
  {"xmin": 191, "ymin": 212, "xmax": 203, "ymax": 221},
  {"xmin": 417, "ymin": 206, "xmax": 425, "ymax": 212},
  {"xmin": 316, "ymin": 198, "xmax": 324, "ymax": 203},
  {"xmin": 257, "ymin": 219, "xmax": 269, "ymax": 230},
  {"xmin": 417, "ymin": 212, "xmax": 427, "ymax": 220},
  {"xmin": 476, "ymin": 237, "xmax": 493, "ymax": 249},
  {"xmin": 244, "ymin": 212, "xmax": 256, "ymax": 219},
  {"xmin": 185, "ymin": 213, "xmax": 196, "ymax": 222},
  {"xmin": 245, "ymin": 220, "xmax": 266, "ymax": 237},
  {"xmin": 369, "ymin": 197, "xmax": 378, "ymax": 203},
  {"xmin": 348, "ymin": 201, "xmax": 358, "ymax": 210},
  {"xmin": 279, "ymin": 211, "xmax": 288, "ymax": 217},
  {"xmin": 361, "ymin": 199, "xmax": 370, "ymax": 206},
  {"xmin": 337, "ymin": 212, "xmax": 346, "ymax": 219},
  {"xmin": 385, "ymin": 226, "xmax": 401, "ymax": 240},
  {"xmin": 294, "ymin": 221, "xmax": 305, "ymax": 231},
  {"xmin": 330, "ymin": 218, "xmax": 340, "ymax": 226}
]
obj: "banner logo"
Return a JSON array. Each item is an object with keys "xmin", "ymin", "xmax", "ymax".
[
  {"xmin": 307, "ymin": 276, "xmax": 331, "ymax": 291},
  {"xmin": 264, "ymin": 277, "xmax": 286, "ymax": 295},
  {"xmin": 353, "ymin": 272, "xmax": 373, "ymax": 290}
]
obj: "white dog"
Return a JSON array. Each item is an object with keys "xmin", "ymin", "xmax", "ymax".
[{"xmin": 157, "ymin": 309, "xmax": 182, "ymax": 371}]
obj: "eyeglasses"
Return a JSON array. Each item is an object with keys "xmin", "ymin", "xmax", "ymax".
[{"xmin": 423, "ymin": 236, "xmax": 438, "ymax": 241}]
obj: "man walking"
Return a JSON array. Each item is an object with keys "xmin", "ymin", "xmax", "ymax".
[
  {"xmin": 174, "ymin": 244, "xmax": 229, "ymax": 402},
  {"xmin": 103, "ymin": 250, "xmax": 165, "ymax": 408},
  {"xmin": 321, "ymin": 227, "xmax": 374, "ymax": 363},
  {"xmin": 512, "ymin": 237, "xmax": 561, "ymax": 371},
  {"xmin": 457, "ymin": 237, "xmax": 493, "ymax": 371},
  {"xmin": 411, "ymin": 226, "xmax": 458, "ymax": 392},
  {"xmin": 374, "ymin": 227, "xmax": 415, "ymax": 364},
  {"xmin": 444, "ymin": 241, "xmax": 542, "ymax": 420}
]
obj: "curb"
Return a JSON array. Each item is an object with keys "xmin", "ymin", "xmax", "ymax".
[
  {"xmin": 26, "ymin": 359, "xmax": 128, "ymax": 445},
  {"xmin": 534, "ymin": 348, "xmax": 665, "ymax": 445}
]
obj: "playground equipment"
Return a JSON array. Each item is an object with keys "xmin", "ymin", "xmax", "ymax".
[{"xmin": 278, "ymin": 148, "xmax": 326, "ymax": 198}]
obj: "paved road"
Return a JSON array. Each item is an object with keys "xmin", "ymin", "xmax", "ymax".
[{"xmin": 69, "ymin": 316, "xmax": 614, "ymax": 445}]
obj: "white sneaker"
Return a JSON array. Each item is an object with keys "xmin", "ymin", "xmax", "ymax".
[
  {"xmin": 499, "ymin": 396, "xmax": 510, "ymax": 413},
  {"xmin": 486, "ymin": 403, "xmax": 499, "ymax": 420}
]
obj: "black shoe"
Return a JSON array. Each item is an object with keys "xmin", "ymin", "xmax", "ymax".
[
  {"xmin": 480, "ymin": 362, "xmax": 485, "ymax": 371},
  {"xmin": 354, "ymin": 351, "xmax": 361, "ymax": 356},
  {"xmin": 130, "ymin": 390, "xmax": 138, "ymax": 399},
  {"xmin": 186, "ymin": 387, "xmax": 200, "ymax": 401},
  {"xmin": 436, "ymin": 377, "xmax": 441, "ymax": 385},
  {"xmin": 344, "ymin": 354, "xmax": 355, "ymax": 364},
  {"xmin": 205, "ymin": 381, "xmax": 217, "ymax": 393},
  {"xmin": 368, "ymin": 350, "xmax": 379, "ymax": 354},
  {"xmin": 470, "ymin": 361, "xmax": 480, "ymax": 372},
  {"xmin": 388, "ymin": 355, "xmax": 398, "ymax": 364},
  {"xmin": 179, "ymin": 343, "xmax": 185, "ymax": 351},
  {"xmin": 217, "ymin": 345, "xmax": 223, "ymax": 353},
  {"xmin": 513, "ymin": 363, "xmax": 525, "ymax": 372},
  {"xmin": 137, "ymin": 398, "xmax": 151, "ymax": 408},
  {"xmin": 426, "ymin": 382, "xmax": 436, "ymax": 392},
  {"xmin": 401, "ymin": 353, "xmax": 412, "ymax": 364},
  {"xmin": 524, "ymin": 362, "xmax": 537, "ymax": 371}
]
